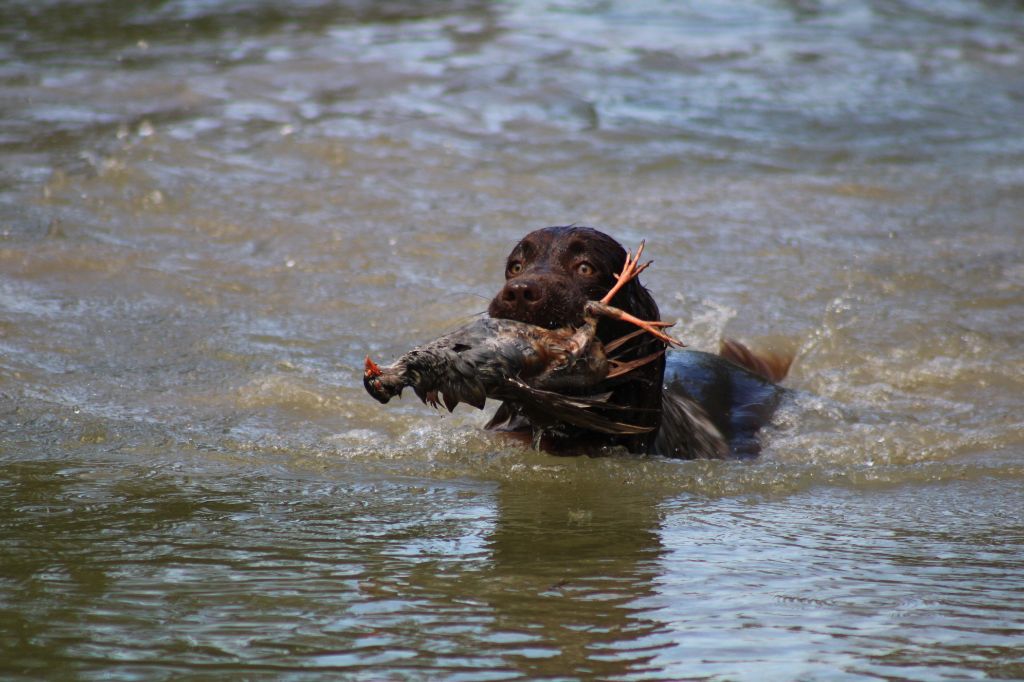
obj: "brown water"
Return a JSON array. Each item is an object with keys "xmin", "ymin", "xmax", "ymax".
[{"xmin": 2, "ymin": 1, "xmax": 1023, "ymax": 679}]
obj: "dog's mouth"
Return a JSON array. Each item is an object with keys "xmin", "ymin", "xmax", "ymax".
[
  {"xmin": 487, "ymin": 297, "xmax": 587, "ymax": 330},
  {"xmin": 487, "ymin": 279, "xmax": 590, "ymax": 330}
]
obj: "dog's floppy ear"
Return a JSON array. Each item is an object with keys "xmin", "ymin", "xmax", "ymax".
[
  {"xmin": 578, "ymin": 230, "xmax": 660, "ymax": 323},
  {"xmin": 621, "ymin": 277, "xmax": 660, "ymax": 329},
  {"xmin": 600, "ymin": 253, "xmax": 662, "ymax": 352}
]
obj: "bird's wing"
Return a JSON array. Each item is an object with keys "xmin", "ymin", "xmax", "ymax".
[{"xmin": 502, "ymin": 378, "xmax": 654, "ymax": 435}]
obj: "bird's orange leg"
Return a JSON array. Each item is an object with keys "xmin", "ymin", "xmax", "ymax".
[
  {"xmin": 586, "ymin": 300, "xmax": 683, "ymax": 347},
  {"xmin": 589, "ymin": 240, "xmax": 684, "ymax": 347},
  {"xmin": 600, "ymin": 241, "xmax": 653, "ymax": 305}
]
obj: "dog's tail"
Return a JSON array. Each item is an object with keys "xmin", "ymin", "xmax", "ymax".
[{"xmin": 719, "ymin": 338, "xmax": 794, "ymax": 383}]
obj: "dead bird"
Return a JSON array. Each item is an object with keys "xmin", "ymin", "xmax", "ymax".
[{"xmin": 363, "ymin": 244, "xmax": 679, "ymax": 440}]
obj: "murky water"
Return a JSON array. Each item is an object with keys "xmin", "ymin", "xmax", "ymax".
[{"xmin": 2, "ymin": 1, "xmax": 1023, "ymax": 679}]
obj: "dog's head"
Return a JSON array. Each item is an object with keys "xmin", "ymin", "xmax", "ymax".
[
  {"xmin": 487, "ymin": 225, "xmax": 660, "ymax": 337},
  {"xmin": 487, "ymin": 225, "xmax": 665, "ymax": 452}
]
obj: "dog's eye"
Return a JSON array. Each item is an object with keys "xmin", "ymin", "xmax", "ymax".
[
  {"xmin": 508, "ymin": 262, "xmax": 523, "ymax": 276},
  {"xmin": 576, "ymin": 262, "xmax": 595, "ymax": 276}
]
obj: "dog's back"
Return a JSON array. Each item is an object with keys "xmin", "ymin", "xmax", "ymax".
[{"xmin": 656, "ymin": 342, "xmax": 791, "ymax": 459}]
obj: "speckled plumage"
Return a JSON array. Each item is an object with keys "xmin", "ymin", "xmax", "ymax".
[{"xmin": 363, "ymin": 314, "xmax": 656, "ymax": 436}]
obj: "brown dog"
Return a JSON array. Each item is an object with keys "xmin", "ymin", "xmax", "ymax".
[{"xmin": 487, "ymin": 225, "xmax": 792, "ymax": 458}]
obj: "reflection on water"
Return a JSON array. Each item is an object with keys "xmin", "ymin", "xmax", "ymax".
[
  {"xmin": 2, "ymin": 0, "xmax": 1023, "ymax": 679},
  {"xmin": 3, "ymin": 456, "xmax": 1022, "ymax": 679}
]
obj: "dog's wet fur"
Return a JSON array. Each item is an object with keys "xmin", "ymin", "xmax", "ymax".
[{"xmin": 487, "ymin": 225, "xmax": 792, "ymax": 458}]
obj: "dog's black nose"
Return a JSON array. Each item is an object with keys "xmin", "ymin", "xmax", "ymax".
[{"xmin": 500, "ymin": 279, "xmax": 545, "ymax": 312}]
